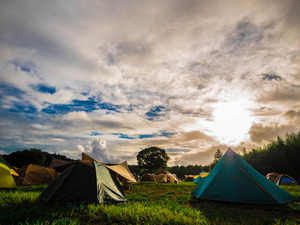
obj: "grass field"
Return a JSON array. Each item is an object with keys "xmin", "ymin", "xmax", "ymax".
[{"xmin": 0, "ymin": 182, "xmax": 299, "ymax": 225}]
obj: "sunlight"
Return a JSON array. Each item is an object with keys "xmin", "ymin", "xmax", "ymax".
[{"xmin": 211, "ymin": 101, "xmax": 253, "ymax": 145}]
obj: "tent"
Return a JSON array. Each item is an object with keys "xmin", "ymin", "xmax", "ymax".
[
  {"xmin": 15, "ymin": 164, "xmax": 58, "ymax": 186},
  {"xmin": 0, "ymin": 155, "xmax": 18, "ymax": 176},
  {"xmin": 106, "ymin": 162, "xmax": 137, "ymax": 183},
  {"xmin": 185, "ymin": 175, "xmax": 195, "ymax": 182},
  {"xmin": 48, "ymin": 157, "xmax": 77, "ymax": 173},
  {"xmin": 39, "ymin": 160, "xmax": 126, "ymax": 204},
  {"xmin": 274, "ymin": 174, "xmax": 298, "ymax": 186},
  {"xmin": 200, "ymin": 170, "xmax": 209, "ymax": 178},
  {"xmin": 82, "ymin": 153, "xmax": 137, "ymax": 183},
  {"xmin": 0, "ymin": 163, "xmax": 17, "ymax": 188},
  {"xmin": 194, "ymin": 171, "xmax": 209, "ymax": 184},
  {"xmin": 191, "ymin": 148, "xmax": 297, "ymax": 204},
  {"xmin": 155, "ymin": 173, "xmax": 179, "ymax": 183},
  {"xmin": 266, "ymin": 173, "xmax": 280, "ymax": 183},
  {"xmin": 193, "ymin": 176, "xmax": 201, "ymax": 184},
  {"xmin": 153, "ymin": 168, "xmax": 167, "ymax": 175},
  {"xmin": 141, "ymin": 173, "xmax": 156, "ymax": 181}
]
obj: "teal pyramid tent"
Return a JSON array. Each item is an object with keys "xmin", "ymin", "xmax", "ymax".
[
  {"xmin": 191, "ymin": 148, "xmax": 297, "ymax": 204},
  {"xmin": 39, "ymin": 160, "xmax": 127, "ymax": 204}
]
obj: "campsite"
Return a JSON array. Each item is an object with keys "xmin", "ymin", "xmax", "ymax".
[
  {"xmin": 2, "ymin": 1, "xmax": 300, "ymax": 224},
  {"xmin": 0, "ymin": 182, "xmax": 300, "ymax": 225},
  {"xmin": 1, "ymin": 147, "xmax": 300, "ymax": 225}
]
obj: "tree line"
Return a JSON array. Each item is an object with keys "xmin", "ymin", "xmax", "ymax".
[
  {"xmin": 2, "ymin": 148, "xmax": 73, "ymax": 168},
  {"xmin": 243, "ymin": 132, "xmax": 300, "ymax": 181},
  {"xmin": 1, "ymin": 131, "xmax": 299, "ymax": 181}
]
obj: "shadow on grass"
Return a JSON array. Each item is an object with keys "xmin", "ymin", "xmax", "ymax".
[{"xmin": 188, "ymin": 198, "xmax": 300, "ymax": 225}]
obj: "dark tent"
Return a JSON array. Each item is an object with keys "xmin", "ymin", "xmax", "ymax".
[
  {"xmin": 39, "ymin": 160, "xmax": 126, "ymax": 204},
  {"xmin": 48, "ymin": 157, "xmax": 77, "ymax": 173},
  {"xmin": 184, "ymin": 175, "xmax": 195, "ymax": 182},
  {"xmin": 191, "ymin": 148, "xmax": 297, "ymax": 204},
  {"xmin": 141, "ymin": 173, "xmax": 156, "ymax": 181}
]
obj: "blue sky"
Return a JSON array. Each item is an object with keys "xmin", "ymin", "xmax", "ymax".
[{"xmin": 0, "ymin": 0, "xmax": 300, "ymax": 166}]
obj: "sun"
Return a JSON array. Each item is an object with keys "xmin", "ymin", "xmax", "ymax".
[{"xmin": 211, "ymin": 102, "xmax": 253, "ymax": 145}]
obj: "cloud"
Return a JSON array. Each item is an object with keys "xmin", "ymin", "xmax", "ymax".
[
  {"xmin": 249, "ymin": 122, "xmax": 295, "ymax": 144},
  {"xmin": 170, "ymin": 144, "xmax": 228, "ymax": 166},
  {"xmin": 61, "ymin": 111, "xmax": 91, "ymax": 121},
  {"xmin": 0, "ymin": 150, "xmax": 7, "ymax": 155},
  {"xmin": 1, "ymin": 0, "xmax": 300, "ymax": 166},
  {"xmin": 77, "ymin": 137, "xmax": 120, "ymax": 164},
  {"xmin": 283, "ymin": 109, "xmax": 300, "ymax": 123}
]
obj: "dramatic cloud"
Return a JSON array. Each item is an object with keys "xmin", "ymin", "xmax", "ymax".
[
  {"xmin": 77, "ymin": 137, "xmax": 120, "ymax": 164},
  {"xmin": 1, "ymin": 0, "xmax": 300, "ymax": 166}
]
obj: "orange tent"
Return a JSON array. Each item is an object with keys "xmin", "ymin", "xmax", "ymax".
[{"xmin": 15, "ymin": 164, "xmax": 58, "ymax": 186}]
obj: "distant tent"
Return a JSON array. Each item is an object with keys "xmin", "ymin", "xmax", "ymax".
[
  {"xmin": 275, "ymin": 174, "xmax": 298, "ymax": 186},
  {"xmin": 141, "ymin": 173, "xmax": 156, "ymax": 181},
  {"xmin": 48, "ymin": 157, "xmax": 77, "ymax": 173},
  {"xmin": 185, "ymin": 175, "xmax": 195, "ymax": 182},
  {"xmin": 15, "ymin": 164, "xmax": 58, "ymax": 186},
  {"xmin": 0, "ymin": 163, "xmax": 17, "ymax": 188},
  {"xmin": 191, "ymin": 148, "xmax": 297, "ymax": 204},
  {"xmin": 200, "ymin": 170, "xmax": 209, "ymax": 178},
  {"xmin": 82, "ymin": 153, "xmax": 137, "ymax": 183},
  {"xmin": 266, "ymin": 173, "xmax": 280, "ymax": 183},
  {"xmin": 153, "ymin": 168, "xmax": 167, "ymax": 175},
  {"xmin": 155, "ymin": 172, "xmax": 179, "ymax": 183},
  {"xmin": 194, "ymin": 171, "xmax": 209, "ymax": 184},
  {"xmin": 39, "ymin": 161, "xmax": 126, "ymax": 204}
]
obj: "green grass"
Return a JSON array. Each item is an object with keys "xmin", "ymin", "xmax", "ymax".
[{"xmin": 0, "ymin": 182, "xmax": 299, "ymax": 225}]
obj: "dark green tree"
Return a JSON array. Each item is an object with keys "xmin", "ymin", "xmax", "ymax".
[
  {"xmin": 214, "ymin": 149, "xmax": 223, "ymax": 161},
  {"xmin": 137, "ymin": 146, "xmax": 169, "ymax": 173},
  {"xmin": 243, "ymin": 132, "xmax": 300, "ymax": 181},
  {"xmin": 4, "ymin": 148, "xmax": 50, "ymax": 167},
  {"xmin": 3, "ymin": 148, "xmax": 74, "ymax": 167}
]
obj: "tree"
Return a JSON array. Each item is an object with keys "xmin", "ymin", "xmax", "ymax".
[
  {"xmin": 137, "ymin": 146, "xmax": 169, "ymax": 173},
  {"xmin": 242, "ymin": 131, "xmax": 300, "ymax": 181},
  {"xmin": 214, "ymin": 149, "xmax": 223, "ymax": 161},
  {"xmin": 3, "ymin": 148, "xmax": 74, "ymax": 167}
]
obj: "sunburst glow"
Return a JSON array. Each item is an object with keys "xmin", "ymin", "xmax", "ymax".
[{"xmin": 211, "ymin": 102, "xmax": 253, "ymax": 145}]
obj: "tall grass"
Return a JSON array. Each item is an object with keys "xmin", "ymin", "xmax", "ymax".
[
  {"xmin": 0, "ymin": 182, "xmax": 299, "ymax": 225},
  {"xmin": 84, "ymin": 201, "xmax": 209, "ymax": 224}
]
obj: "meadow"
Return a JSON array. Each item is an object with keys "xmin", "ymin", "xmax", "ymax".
[{"xmin": 0, "ymin": 182, "xmax": 299, "ymax": 225}]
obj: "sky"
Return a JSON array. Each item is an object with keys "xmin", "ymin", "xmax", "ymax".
[{"xmin": 0, "ymin": 0, "xmax": 300, "ymax": 166}]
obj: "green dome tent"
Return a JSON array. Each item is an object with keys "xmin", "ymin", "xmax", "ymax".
[
  {"xmin": 191, "ymin": 148, "xmax": 297, "ymax": 204},
  {"xmin": 39, "ymin": 160, "xmax": 127, "ymax": 204}
]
